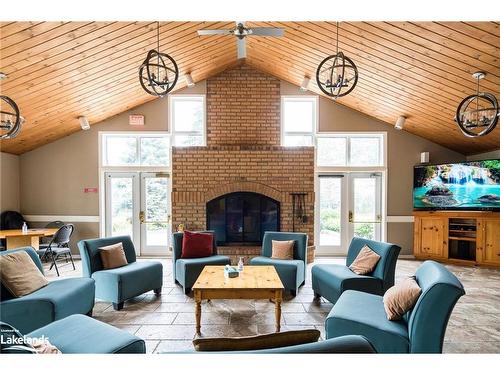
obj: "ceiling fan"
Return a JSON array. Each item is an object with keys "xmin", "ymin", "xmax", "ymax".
[{"xmin": 197, "ymin": 22, "xmax": 284, "ymax": 59}]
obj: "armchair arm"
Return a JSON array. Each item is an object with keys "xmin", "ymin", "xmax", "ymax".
[
  {"xmin": 0, "ymin": 299, "xmax": 54, "ymax": 334},
  {"xmin": 77, "ymin": 240, "xmax": 93, "ymax": 277}
]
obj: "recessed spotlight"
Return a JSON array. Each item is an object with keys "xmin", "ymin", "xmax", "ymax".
[
  {"xmin": 78, "ymin": 116, "xmax": 90, "ymax": 130},
  {"xmin": 395, "ymin": 116, "xmax": 406, "ymax": 130},
  {"xmin": 300, "ymin": 76, "xmax": 310, "ymax": 92},
  {"xmin": 184, "ymin": 73, "xmax": 195, "ymax": 87}
]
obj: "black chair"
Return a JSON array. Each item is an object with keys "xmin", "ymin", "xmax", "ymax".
[
  {"xmin": 39, "ymin": 224, "xmax": 76, "ymax": 276},
  {"xmin": 0, "ymin": 210, "xmax": 26, "ymax": 230},
  {"xmin": 39, "ymin": 221, "xmax": 65, "ymax": 247},
  {"xmin": 0, "ymin": 211, "xmax": 27, "ymax": 251}
]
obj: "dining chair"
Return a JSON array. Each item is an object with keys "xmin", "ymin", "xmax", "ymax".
[{"xmin": 38, "ymin": 224, "xmax": 75, "ymax": 276}]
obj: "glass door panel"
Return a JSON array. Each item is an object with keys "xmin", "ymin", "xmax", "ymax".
[
  {"xmin": 317, "ymin": 175, "xmax": 346, "ymax": 254},
  {"xmin": 349, "ymin": 173, "xmax": 382, "ymax": 241},
  {"xmin": 105, "ymin": 172, "xmax": 140, "ymax": 252},
  {"xmin": 140, "ymin": 173, "xmax": 170, "ymax": 255}
]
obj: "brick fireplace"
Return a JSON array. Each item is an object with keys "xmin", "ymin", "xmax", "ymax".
[{"xmin": 171, "ymin": 65, "xmax": 315, "ymax": 263}]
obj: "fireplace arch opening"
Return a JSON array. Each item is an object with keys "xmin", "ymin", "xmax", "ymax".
[{"xmin": 206, "ymin": 191, "xmax": 280, "ymax": 246}]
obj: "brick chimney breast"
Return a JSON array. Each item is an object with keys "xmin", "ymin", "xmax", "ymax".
[{"xmin": 171, "ymin": 65, "xmax": 315, "ymax": 251}]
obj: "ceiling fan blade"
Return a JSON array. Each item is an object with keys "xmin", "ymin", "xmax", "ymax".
[
  {"xmin": 249, "ymin": 27, "xmax": 284, "ymax": 37},
  {"xmin": 237, "ymin": 38, "xmax": 246, "ymax": 59},
  {"xmin": 197, "ymin": 29, "xmax": 232, "ymax": 36}
]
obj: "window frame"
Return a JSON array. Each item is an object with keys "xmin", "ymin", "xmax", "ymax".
[
  {"xmin": 100, "ymin": 131, "xmax": 171, "ymax": 170},
  {"xmin": 168, "ymin": 94, "xmax": 207, "ymax": 147},
  {"xmin": 315, "ymin": 132, "xmax": 386, "ymax": 169},
  {"xmin": 281, "ymin": 95, "xmax": 318, "ymax": 147}
]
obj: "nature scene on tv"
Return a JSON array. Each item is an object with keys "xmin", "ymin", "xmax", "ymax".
[{"xmin": 413, "ymin": 159, "xmax": 500, "ymax": 210}]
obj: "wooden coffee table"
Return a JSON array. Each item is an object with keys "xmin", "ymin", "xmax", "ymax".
[{"xmin": 192, "ymin": 265, "xmax": 284, "ymax": 335}]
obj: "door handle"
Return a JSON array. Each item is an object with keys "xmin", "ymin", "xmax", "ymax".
[
  {"xmin": 349, "ymin": 211, "xmax": 353, "ymax": 223},
  {"xmin": 139, "ymin": 212, "xmax": 170, "ymax": 224}
]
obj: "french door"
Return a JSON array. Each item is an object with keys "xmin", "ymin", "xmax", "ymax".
[
  {"xmin": 104, "ymin": 172, "xmax": 170, "ymax": 256},
  {"xmin": 317, "ymin": 172, "xmax": 383, "ymax": 255}
]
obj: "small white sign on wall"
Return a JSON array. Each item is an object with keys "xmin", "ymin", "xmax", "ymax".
[{"xmin": 129, "ymin": 114, "xmax": 145, "ymax": 126}]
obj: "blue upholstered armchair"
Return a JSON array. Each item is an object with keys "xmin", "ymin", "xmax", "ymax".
[
  {"xmin": 249, "ymin": 231, "xmax": 308, "ymax": 296},
  {"xmin": 78, "ymin": 236, "xmax": 163, "ymax": 310},
  {"xmin": 312, "ymin": 237, "xmax": 401, "ymax": 304},
  {"xmin": 0, "ymin": 247, "xmax": 95, "ymax": 334},
  {"xmin": 1, "ymin": 314, "xmax": 146, "ymax": 354},
  {"xmin": 325, "ymin": 260, "xmax": 465, "ymax": 353},
  {"xmin": 172, "ymin": 231, "xmax": 230, "ymax": 294}
]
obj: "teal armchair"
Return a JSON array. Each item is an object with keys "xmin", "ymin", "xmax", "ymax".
[
  {"xmin": 312, "ymin": 237, "xmax": 401, "ymax": 303},
  {"xmin": 0, "ymin": 247, "xmax": 95, "ymax": 334},
  {"xmin": 78, "ymin": 236, "xmax": 163, "ymax": 310},
  {"xmin": 1, "ymin": 314, "xmax": 145, "ymax": 354},
  {"xmin": 325, "ymin": 260, "xmax": 465, "ymax": 353},
  {"xmin": 249, "ymin": 231, "xmax": 308, "ymax": 296},
  {"xmin": 172, "ymin": 231, "xmax": 230, "ymax": 294}
]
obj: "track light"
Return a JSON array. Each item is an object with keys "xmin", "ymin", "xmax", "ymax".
[
  {"xmin": 0, "ymin": 72, "xmax": 7, "ymax": 80},
  {"xmin": 395, "ymin": 116, "xmax": 406, "ymax": 130},
  {"xmin": 300, "ymin": 76, "xmax": 310, "ymax": 92},
  {"xmin": 184, "ymin": 73, "xmax": 195, "ymax": 87},
  {"xmin": 78, "ymin": 116, "xmax": 90, "ymax": 130}
]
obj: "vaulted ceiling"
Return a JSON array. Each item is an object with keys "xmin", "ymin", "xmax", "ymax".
[{"xmin": 1, "ymin": 21, "xmax": 499, "ymax": 155}]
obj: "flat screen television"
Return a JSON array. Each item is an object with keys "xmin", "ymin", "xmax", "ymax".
[{"xmin": 413, "ymin": 159, "xmax": 500, "ymax": 211}]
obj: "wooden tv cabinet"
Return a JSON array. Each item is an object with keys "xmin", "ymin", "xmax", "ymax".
[{"xmin": 413, "ymin": 211, "xmax": 500, "ymax": 267}]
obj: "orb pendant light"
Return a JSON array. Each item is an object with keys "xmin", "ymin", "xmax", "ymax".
[
  {"xmin": 139, "ymin": 22, "xmax": 179, "ymax": 97},
  {"xmin": 0, "ymin": 95, "xmax": 24, "ymax": 139},
  {"xmin": 455, "ymin": 71, "xmax": 499, "ymax": 138},
  {"xmin": 316, "ymin": 22, "xmax": 358, "ymax": 99}
]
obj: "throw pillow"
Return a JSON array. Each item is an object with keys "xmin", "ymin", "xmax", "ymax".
[
  {"xmin": 192, "ymin": 329, "xmax": 320, "ymax": 351},
  {"xmin": 383, "ymin": 276, "xmax": 422, "ymax": 321},
  {"xmin": 349, "ymin": 245, "xmax": 381, "ymax": 275},
  {"xmin": 0, "ymin": 251, "xmax": 48, "ymax": 297},
  {"xmin": 271, "ymin": 240, "xmax": 295, "ymax": 260},
  {"xmin": 32, "ymin": 339, "xmax": 62, "ymax": 354},
  {"xmin": 99, "ymin": 242, "xmax": 128, "ymax": 269},
  {"xmin": 181, "ymin": 231, "xmax": 214, "ymax": 258}
]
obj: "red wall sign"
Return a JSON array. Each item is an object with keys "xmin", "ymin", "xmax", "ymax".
[
  {"xmin": 84, "ymin": 187, "xmax": 98, "ymax": 193},
  {"xmin": 129, "ymin": 114, "xmax": 145, "ymax": 126}
]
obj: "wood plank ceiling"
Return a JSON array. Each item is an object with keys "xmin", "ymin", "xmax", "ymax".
[{"xmin": 0, "ymin": 21, "xmax": 499, "ymax": 155}]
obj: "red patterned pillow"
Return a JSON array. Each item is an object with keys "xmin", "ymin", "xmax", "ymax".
[{"xmin": 181, "ymin": 231, "xmax": 214, "ymax": 258}]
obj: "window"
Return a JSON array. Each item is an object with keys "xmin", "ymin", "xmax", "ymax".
[
  {"xmin": 316, "ymin": 134, "xmax": 384, "ymax": 167},
  {"xmin": 281, "ymin": 96, "xmax": 317, "ymax": 146},
  {"xmin": 169, "ymin": 95, "xmax": 206, "ymax": 146},
  {"xmin": 102, "ymin": 133, "xmax": 170, "ymax": 167}
]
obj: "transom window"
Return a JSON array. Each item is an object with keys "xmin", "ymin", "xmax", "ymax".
[
  {"xmin": 317, "ymin": 134, "xmax": 384, "ymax": 167},
  {"xmin": 169, "ymin": 95, "xmax": 206, "ymax": 147},
  {"xmin": 281, "ymin": 96, "xmax": 317, "ymax": 146},
  {"xmin": 102, "ymin": 133, "xmax": 170, "ymax": 167}
]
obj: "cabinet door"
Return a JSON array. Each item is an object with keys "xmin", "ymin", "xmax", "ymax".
[
  {"xmin": 420, "ymin": 218, "xmax": 446, "ymax": 257},
  {"xmin": 483, "ymin": 220, "xmax": 500, "ymax": 265}
]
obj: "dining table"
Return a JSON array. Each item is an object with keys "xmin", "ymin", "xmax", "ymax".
[{"xmin": 0, "ymin": 228, "xmax": 58, "ymax": 250}]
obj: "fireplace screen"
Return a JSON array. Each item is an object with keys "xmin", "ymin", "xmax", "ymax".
[{"xmin": 206, "ymin": 192, "xmax": 280, "ymax": 245}]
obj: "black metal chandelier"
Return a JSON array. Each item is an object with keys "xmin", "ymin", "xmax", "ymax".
[
  {"xmin": 316, "ymin": 22, "xmax": 358, "ymax": 99},
  {"xmin": 1, "ymin": 95, "xmax": 24, "ymax": 140},
  {"xmin": 455, "ymin": 71, "xmax": 499, "ymax": 138},
  {"xmin": 139, "ymin": 22, "xmax": 179, "ymax": 97}
]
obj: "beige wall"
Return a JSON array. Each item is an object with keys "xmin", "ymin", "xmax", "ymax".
[
  {"xmin": 467, "ymin": 149, "xmax": 500, "ymax": 161},
  {"xmin": 19, "ymin": 77, "xmax": 465, "ymax": 255},
  {"xmin": 0, "ymin": 152, "xmax": 20, "ymax": 212}
]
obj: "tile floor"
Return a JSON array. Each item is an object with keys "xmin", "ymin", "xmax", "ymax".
[{"xmin": 45, "ymin": 257, "xmax": 500, "ymax": 353}]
